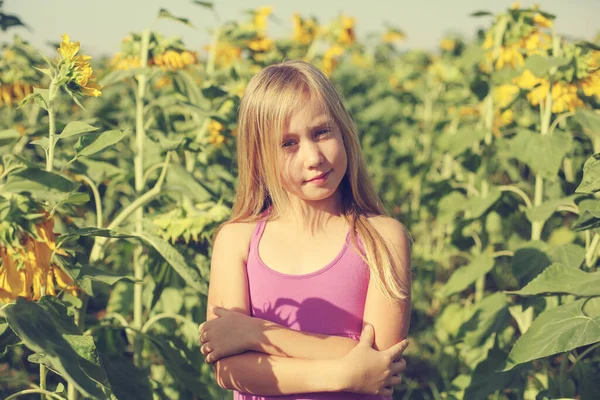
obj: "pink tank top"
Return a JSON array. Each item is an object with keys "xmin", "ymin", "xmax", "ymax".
[{"xmin": 234, "ymin": 212, "xmax": 393, "ymax": 400}]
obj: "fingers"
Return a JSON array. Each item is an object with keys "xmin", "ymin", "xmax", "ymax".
[
  {"xmin": 379, "ymin": 387, "xmax": 393, "ymax": 397},
  {"xmin": 387, "ymin": 373, "xmax": 403, "ymax": 387},
  {"xmin": 389, "ymin": 339, "xmax": 409, "ymax": 360},
  {"xmin": 391, "ymin": 357, "xmax": 407, "ymax": 375},
  {"xmin": 359, "ymin": 324, "xmax": 375, "ymax": 346}
]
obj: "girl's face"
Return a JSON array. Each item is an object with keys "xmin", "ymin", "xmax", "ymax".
[{"xmin": 278, "ymin": 97, "xmax": 348, "ymax": 206}]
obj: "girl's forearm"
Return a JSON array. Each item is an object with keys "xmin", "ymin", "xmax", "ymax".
[
  {"xmin": 213, "ymin": 351, "xmax": 347, "ymax": 395},
  {"xmin": 249, "ymin": 318, "xmax": 359, "ymax": 359}
]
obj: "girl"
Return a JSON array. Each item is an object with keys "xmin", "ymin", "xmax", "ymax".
[{"xmin": 198, "ymin": 60, "xmax": 412, "ymax": 399}]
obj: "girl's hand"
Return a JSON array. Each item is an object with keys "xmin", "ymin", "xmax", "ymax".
[
  {"xmin": 198, "ymin": 304, "xmax": 258, "ymax": 363},
  {"xmin": 337, "ymin": 324, "xmax": 408, "ymax": 396}
]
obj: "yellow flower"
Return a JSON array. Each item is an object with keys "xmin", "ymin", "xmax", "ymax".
[
  {"xmin": 551, "ymin": 82, "xmax": 584, "ymax": 113},
  {"xmin": 512, "ymin": 69, "xmax": 550, "ymax": 106},
  {"xmin": 440, "ymin": 39, "xmax": 456, "ymax": 51},
  {"xmin": 511, "ymin": 2, "xmax": 521, "ymax": 9},
  {"xmin": 519, "ymin": 30, "xmax": 551, "ymax": 55},
  {"xmin": 0, "ymin": 83, "xmax": 33, "ymax": 108},
  {"xmin": 253, "ymin": 6, "xmax": 273, "ymax": 35},
  {"xmin": 533, "ymin": 13, "xmax": 552, "ymax": 28},
  {"xmin": 493, "ymin": 109, "xmax": 514, "ymax": 137},
  {"xmin": 322, "ymin": 45, "xmax": 344, "ymax": 76},
  {"xmin": 292, "ymin": 13, "xmax": 318, "ymax": 45},
  {"xmin": 57, "ymin": 33, "xmax": 80, "ymax": 61},
  {"xmin": 111, "ymin": 52, "xmax": 141, "ymax": 70},
  {"xmin": 580, "ymin": 71, "xmax": 600, "ymax": 98},
  {"xmin": 57, "ymin": 34, "xmax": 102, "ymax": 97},
  {"xmin": 152, "ymin": 50, "xmax": 198, "ymax": 71},
  {"xmin": 338, "ymin": 15, "xmax": 356, "ymax": 45},
  {"xmin": 206, "ymin": 42, "xmax": 242, "ymax": 67},
  {"xmin": 248, "ymin": 36, "xmax": 274, "ymax": 52},
  {"xmin": 208, "ymin": 120, "xmax": 225, "ymax": 147},
  {"xmin": 383, "ymin": 30, "xmax": 406, "ymax": 44},
  {"xmin": 494, "ymin": 85, "xmax": 519, "ymax": 109},
  {"xmin": 0, "ymin": 215, "xmax": 77, "ymax": 303},
  {"xmin": 459, "ymin": 106, "xmax": 480, "ymax": 117}
]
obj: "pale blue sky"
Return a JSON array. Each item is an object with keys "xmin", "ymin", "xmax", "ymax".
[{"xmin": 3, "ymin": 0, "xmax": 599, "ymax": 58}]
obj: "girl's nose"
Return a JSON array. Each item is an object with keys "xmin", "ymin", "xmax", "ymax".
[{"xmin": 305, "ymin": 142, "xmax": 324, "ymax": 167}]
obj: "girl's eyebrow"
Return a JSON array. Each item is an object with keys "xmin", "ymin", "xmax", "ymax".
[{"xmin": 283, "ymin": 121, "xmax": 331, "ymax": 138}]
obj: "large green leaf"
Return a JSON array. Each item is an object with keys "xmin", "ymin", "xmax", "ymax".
[
  {"xmin": 75, "ymin": 129, "xmax": 128, "ymax": 157},
  {"xmin": 503, "ymin": 298, "xmax": 600, "ymax": 371},
  {"xmin": 4, "ymin": 168, "xmax": 78, "ymax": 193},
  {"xmin": 132, "ymin": 220, "xmax": 206, "ymax": 293},
  {"xmin": 576, "ymin": 154, "xmax": 600, "ymax": 194},
  {"xmin": 509, "ymin": 129, "xmax": 572, "ymax": 180},
  {"xmin": 165, "ymin": 164, "xmax": 213, "ymax": 202},
  {"xmin": 548, "ymin": 243, "xmax": 585, "ymax": 269},
  {"xmin": 99, "ymin": 352, "xmax": 153, "ymax": 400},
  {"xmin": 441, "ymin": 253, "xmax": 495, "ymax": 296},
  {"xmin": 157, "ymin": 8, "xmax": 195, "ymax": 28},
  {"xmin": 2, "ymin": 297, "xmax": 108, "ymax": 398},
  {"xmin": 507, "ymin": 263, "xmax": 600, "ymax": 296},
  {"xmin": 459, "ymin": 292, "xmax": 510, "ymax": 348},
  {"xmin": 437, "ymin": 191, "xmax": 468, "ymax": 223},
  {"xmin": 0, "ymin": 318, "xmax": 21, "ymax": 357}
]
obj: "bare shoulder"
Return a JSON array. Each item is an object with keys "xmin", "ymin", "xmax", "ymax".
[
  {"xmin": 213, "ymin": 221, "xmax": 258, "ymax": 262},
  {"xmin": 365, "ymin": 214, "xmax": 412, "ymax": 249}
]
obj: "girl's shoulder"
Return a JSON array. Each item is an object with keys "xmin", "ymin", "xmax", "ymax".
[
  {"xmin": 364, "ymin": 214, "xmax": 412, "ymax": 247},
  {"xmin": 216, "ymin": 220, "xmax": 261, "ymax": 261}
]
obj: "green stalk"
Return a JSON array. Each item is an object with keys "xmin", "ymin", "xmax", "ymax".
[
  {"xmin": 531, "ymin": 92, "xmax": 552, "ymax": 241},
  {"xmin": 45, "ymin": 79, "xmax": 58, "ymax": 173},
  {"xmin": 132, "ymin": 29, "xmax": 151, "ymax": 369}
]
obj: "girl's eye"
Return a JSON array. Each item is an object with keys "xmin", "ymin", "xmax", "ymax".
[
  {"xmin": 316, "ymin": 128, "xmax": 330, "ymax": 137},
  {"xmin": 282, "ymin": 141, "xmax": 296, "ymax": 148}
]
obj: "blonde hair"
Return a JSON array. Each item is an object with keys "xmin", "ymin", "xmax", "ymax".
[{"xmin": 214, "ymin": 60, "xmax": 410, "ymax": 302}]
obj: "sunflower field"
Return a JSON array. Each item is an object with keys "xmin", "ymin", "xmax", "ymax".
[{"xmin": 1, "ymin": 2, "xmax": 599, "ymax": 399}]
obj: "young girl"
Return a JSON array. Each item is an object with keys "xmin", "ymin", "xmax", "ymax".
[{"xmin": 198, "ymin": 60, "xmax": 412, "ymax": 399}]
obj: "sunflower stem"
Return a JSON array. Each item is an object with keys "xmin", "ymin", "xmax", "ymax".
[{"xmin": 46, "ymin": 79, "xmax": 58, "ymax": 173}]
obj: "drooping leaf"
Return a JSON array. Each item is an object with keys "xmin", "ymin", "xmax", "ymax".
[
  {"xmin": 464, "ymin": 186, "xmax": 502, "ymax": 219},
  {"xmin": 0, "ymin": 318, "xmax": 21, "ymax": 358},
  {"xmin": 572, "ymin": 199, "xmax": 600, "ymax": 232},
  {"xmin": 503, "ymin": 298, "xmax": 600, "ymax": 371},
  {"xmin": 437, "ymin": 128, "xmax": 487, "ymax": 156},
  {"xmin": 442, "ymin": 253, "xmax": 495, "ymax": 296},
  {"xmin": 548, "ymin": 243, "xmax": 585, "ymax": 269},
  {"xmin": 3, "ymin": 298, "xmax": 108, "ymax": 398},
  {"xmin": 574, "ymin": 109, "xmax": 600, "ymax": 139},
  {"xmin": 507, "ymin": 263, "xmax": 600, "ymax": 296},
  {"xmin": 524, "ymin": 194, "xmax": 581, "ymax": 223},
  {"xmin": 511, "ymin": 241, "xmax": 551, "ymax": 286},
  {"xmin": 99, "ymin": 352, "xmax": 153, "ymax": 400},
  {"xmin": 459, "ymin": 292, "xmax": 510, "ymax": 348},
  {"xmin": 100, "ymin": 68, "xmax": 152, "ymax": 86}
]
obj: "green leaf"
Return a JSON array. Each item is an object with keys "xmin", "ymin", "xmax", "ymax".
[
  {"xmin": 572, "ymin": 199, "xmax": 600, "ymax": 231},
  {"xmin": 157, "ymin": 8, "xmax": 195, "ymax": 28},
  {"xmin": 30, "ymin": 137, "xmax": 49, "ymax": 150},
  {"xmin": 0, "ymin": 129, "xmax": 20, "ymax": 142},
  {"xmin": 0, "ymin": 318, "xmax": 21, "ymax": 358},
  {"xmin": 548, "ymin": 243, "xmax": 585, "ymax": 269},
  {"xmin": 3, "ymin": 298, "xmax": 108, "ymax": 398},
  {"xmin": 99, "ymin": 353, "xmax": 153, "ymax": 400},
  {"xmin": 465, "ymin": 186, "xmax": 502, "ymax": 219},
  {"xmin": 78, "ymin": 264, "xmax": 139, "ymax": 286},
  {"xmin": 438, "ymin": 128, "xmax": 487, "ymax": 156},
  {"xmin": 442, "ymin": 253, "xmax": 495, "ymax": 296},
  {"xmin": 145, "ymin": 334, "xmax": 211, "ymax": 397},
  {"xmin": 132, "ymin": 221, "xmax": 206, "ymax": 293},
  {"xmin": 574, "ymin": 109, "xmax": 600, "ymax": 139},
  {"xmin": 165, "ymin": 164, "xmax": 213, "ymax": 202},
  {"xmin": 524, "ymin": 194, "xmax": 581, "ymax": 223},
  {"xmin": 191, "ymin": 0, "xmax": 214, "ymax": 9},
  {"xmin": 201, "ymin": 84, "xmax": 228, "ymax": 100},
  {"xmin": 509, "ymin": 129, "xmax": 573, "ymax": 180},
  {"xmin": 503, "ymin": 298, "xmax": 600, "ymax": 371},
  {"xmin": 470, "ymin": 10, "xmax": 493, "ymax": 17},
  {"xmin": 59, "ymin": 121, "xmax": 99, "ymax": 139},
  {"xmin": 75, "ymin": 129, "xmax": 128, "ymax": 157},
  {"xmin": 511, "ymin": 241, "xmax": 551, "ymax": 286},
  {"xmin": 19, "ymin": 91, "xmax": 48, "ymax": 110},
  {"xmin": 4, "ymin": 168, "xmax": 79, "ymax": 194},
  {"xmin": 576, "ymin": 154, "xmax": 600, "ymax": 194},
  {"xmin": 507, "ymin": 263, "xmax": 600, "ymax": 296},
  {"xmin": 575, "ymin": 40, "xmax": 600, "ymax": 52},
  {"xmin": 460, "ymin": 292, "xmax": 510, "ymax": 348},
  {"xmin": 56, "ymin": 227, "xmax": 134, "ymax": 248},
  {"xmin": 524, "ymin": 55, "xmax": 570, "ymax": 77},
  {"xmin": 438, "ymin": 191, "xmax": 468, "ymax": 223}
]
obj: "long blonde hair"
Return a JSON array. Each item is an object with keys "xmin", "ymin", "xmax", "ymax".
[{"xmin": 214, "ymin": 60, "xmax": 410, "ymax": 302}]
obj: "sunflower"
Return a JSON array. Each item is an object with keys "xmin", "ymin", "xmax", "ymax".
[
  {"xmin": 208, "ymin": 120, "xmax": 226, "ymax": 147},
  {"xmin": 0, "ymin": 83, "xmax": 33, "ymax": 107},
  {"xmin": 322, "ymin": 45, "xmax": 345, "ymax": 76},
  {"xmin": 57, "ymin": 34, "xmax": 102, "ymax": 97},
  {"xmin": 292, "ymin": 13, "xmax": 318, "ymax": 45},
  {"xmin": 338, "ymin": 15, "xmax": 356, "ymax": 45},
  {"xmin": 0, "ymin": 215, "xmax": 77, "ymax": 304},
  {"xmin": 253, "ymin": 6, "xmax": 273, "ymax": 35}
]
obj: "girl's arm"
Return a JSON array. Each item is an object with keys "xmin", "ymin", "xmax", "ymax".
[
  {"xmin": 361, "ymin": 216, "xmax": 412, "ymax": 350},
  {"xmin": 206, "ymin": 222, "xmax": 406, "ymax": 396}
]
